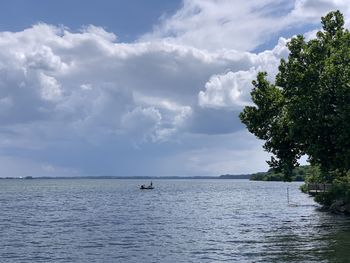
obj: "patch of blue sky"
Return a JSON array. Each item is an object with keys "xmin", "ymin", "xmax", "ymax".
[
  {"xmin": 0, "ymin": 0, "xmax": 181, "ymax": 42},
  {"xmin": 253, "ymin": 0, "xmax": 294, "ymax": 18},
  {"xmin": 254, "ymin": 23, "xmax": 319, "ymax": 53}
]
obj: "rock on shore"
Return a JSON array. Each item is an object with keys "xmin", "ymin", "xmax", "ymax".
[{"xmin": 329, "ymin": 200, "xmax": 350, "ymax": 215}]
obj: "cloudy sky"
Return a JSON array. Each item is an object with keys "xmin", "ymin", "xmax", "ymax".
[{"xmin": 0, "ymin": 0, "xmax": 349, "ymax": 177}]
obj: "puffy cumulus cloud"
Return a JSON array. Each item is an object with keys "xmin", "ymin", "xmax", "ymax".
[
  {"xmin": 39, "ymin": 73, "xmax": 63, "ymax": 101},
  {"xmin": 26, "ymin": 46, "xmax": 64, "ymax": 71},
  {"xmin": 132, "ymin": 95, "xmax": 193, "ymax": 141},
  {"xmin": 0, "ymin": 24, "xmax": 207, "ymax": 146},
  {"xmin": 198, "ymin": 69, "xmax": 256, "ymax": 110},
  {"xmin": 121, "ymin": 106, "xmax": 162, "ymax": 142},
  {"xmin": 0, "ymin": 22, "xmax": 285, "ymax": 144},
  {"xmin": 142, "ymin": 0, "xmax": 350, "ymax": 52},
  {"xmin": 198, "ymin": 37, "xmax": 289, "ymax": 110}
]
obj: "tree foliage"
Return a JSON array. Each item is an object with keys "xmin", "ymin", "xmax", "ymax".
[
  {"xmin": 250, "ymin": 165, "xmax": 315, "ymax": 182},
  {"xmin": 240, "ymin": 11, "xmax": 350, "ymax": 182}
]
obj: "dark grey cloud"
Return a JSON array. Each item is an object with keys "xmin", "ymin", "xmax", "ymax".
[{"xmin": 186, "ymin": 107, "xmax": 244, "ymax": 135}]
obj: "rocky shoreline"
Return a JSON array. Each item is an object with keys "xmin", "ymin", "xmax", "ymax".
[{"xmin": 329, "ymin": 200, "xmax": 350, "ymax": 215}]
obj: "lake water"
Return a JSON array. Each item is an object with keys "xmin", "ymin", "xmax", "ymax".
[{"xmin": 1, "ymin": 179, "xmax": 350, "ymax": 262}]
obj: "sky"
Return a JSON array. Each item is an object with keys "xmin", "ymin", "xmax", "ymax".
[{"xmin": 0, "ymin": 0, "xmax": 349, "ymax": 177}]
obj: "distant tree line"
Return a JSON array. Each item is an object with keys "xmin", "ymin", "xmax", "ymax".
[{"xmin": 250, "ymin": 165, "xmax": 317, "ymax": 182}]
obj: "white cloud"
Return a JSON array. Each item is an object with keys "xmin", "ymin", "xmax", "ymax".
[
  {"xmin": 198, "ymin": 37, "xmax": 289, "ymax": 109},
  {"xmin": 142, "ymin": 0, "xmax": 350, "ymax": 52},
  {"xmin": 198, "ymin": 69, "xmax": 256, "ymax": 109},
  {"xmin": 291, "ymin": 0, "xmax": 350, "ymax": 21},
  {"xmin": 121, "ymin": 106, "xmax": 162, "ymax": 142},
  {"xmin": 142, "ymin": 0, "xmax": 291, "ymax": 51},
  {"xmin": 0, "ymin": 23, "xmax": 278, "ymax": 140},
  {"xmin": 26, "ymin": 45, "xmax": 65, "ymax": 71},
  {"xmin": 39, "ymin": 73, "xmax": 63, "ymax": 101}
]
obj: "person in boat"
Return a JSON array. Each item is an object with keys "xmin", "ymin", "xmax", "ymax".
[
  {"xmin": 150, "ymin": 181, "xmax": 153, "ymax": 187},
  {"xmin": 141, "ymin": 184, "xmax": 145, "ymax": 189}
]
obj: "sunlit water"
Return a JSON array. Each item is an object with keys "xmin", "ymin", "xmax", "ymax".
[{"xmin": 1, "ymin": 179, "xmax": 350, "ymax": 262}]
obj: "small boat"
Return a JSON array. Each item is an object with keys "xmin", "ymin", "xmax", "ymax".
[{"xmin": 140, "ymin": 182, "xmax": 154, "ymax": 190}]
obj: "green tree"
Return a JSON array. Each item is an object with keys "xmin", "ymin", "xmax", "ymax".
[
  {"xmin": 240, "ymin": 72, "xmax": 301, "ymax": 181},
  {"xmin": 240, "ymin": 10, "xmax": 350, "ymax": 182}
]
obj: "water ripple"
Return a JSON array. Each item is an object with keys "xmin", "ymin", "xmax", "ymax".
[{"xmin": 1, "ymin": 179, "xmax": 350, "ymax": 262}]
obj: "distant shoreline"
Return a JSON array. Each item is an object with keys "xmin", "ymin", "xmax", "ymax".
[
  {"xmin": 0, "ymin": 169, "xmax": 309, "ymax": 181},
  {"xmin": 0, "ymin": 174, "xmax": 253, "ymax": 180}
]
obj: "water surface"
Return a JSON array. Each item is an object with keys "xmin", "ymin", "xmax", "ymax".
[{"xmin": 1, "ymin": 179, "xmax": 350, "ymax": 262}]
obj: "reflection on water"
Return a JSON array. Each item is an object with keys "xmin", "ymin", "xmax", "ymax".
[{"xmin": 0, "ymin": 179, "xmax": 349, "ymax": 263}]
